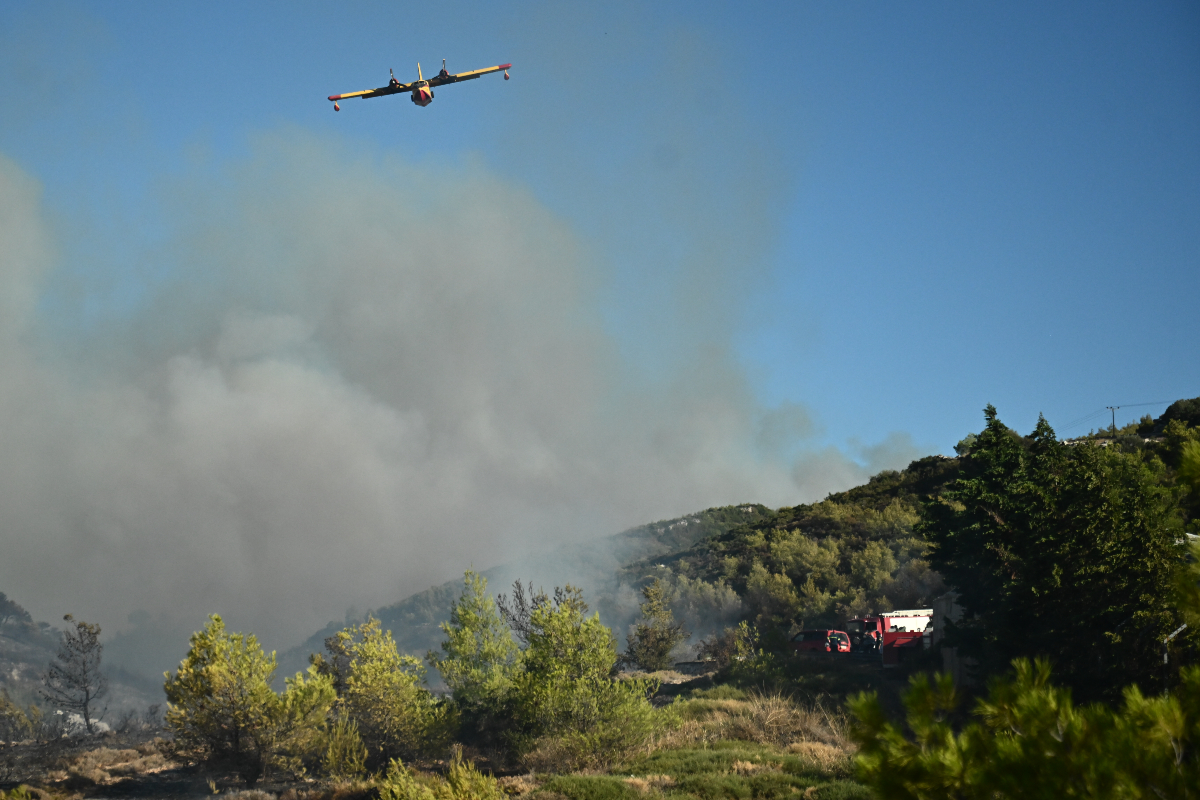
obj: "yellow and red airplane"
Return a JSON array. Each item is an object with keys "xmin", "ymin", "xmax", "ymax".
[{"xmin": 328, "ymin": 60, "xmax": 511, "ymax": 110}]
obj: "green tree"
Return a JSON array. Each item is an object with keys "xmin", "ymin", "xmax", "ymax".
[
  {"xmin": 622, "ymin": 578, "xmax": 690, "ymax": 672},
  {"xmin": 41, "ymin": 615, "xmax": 107, "ymax": 733},
  {"xmin": 164, "ymin": 615, "xmax": 334, "ymax": 785},
  {"xmin": 316, "ymin": 618, "xmax": 451, "ymax": 767},
  {"xmin": 508, "ymin": 586, "xmax": 660, "ymax": 769},
  {"xmin": 744, "ymin": 563, "xmax": 803, "ymax": 628},
  {"xmin": 1180, "ymin": 439, "xmax": 1200, "ymax": 491},
  {"xmin": 922, "ymin": 406, "xmax": 1185, "ymax": 698},
  {"xmin": 427, "ymin": 571, "xmax": 519, "ymax": 725}
]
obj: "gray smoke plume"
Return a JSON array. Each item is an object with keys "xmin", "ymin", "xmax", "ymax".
[{"xmin": 0, "ymin": 137, "xmax": 923, "ymax": 677}]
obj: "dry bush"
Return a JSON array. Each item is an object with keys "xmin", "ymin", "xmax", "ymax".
[
  {"xmin": 786, "ymin": 741, "xmax": 849, "ymax": 774},
  {"xmin": 645, "ymin": 695, "xmax": 756, "ymax": 751},
  {"xmin": 224, "ymin": 792, "xmax": 276, "ymax": 800},
  {"xmin": 730, "ymin": 760, "xmax": 760, "ymax": 775},
  {"xmin": 518, "ymin": 737, "xmax": 580, "ymax": 774},
  {"xmin": 727, "ymin": 694, "xmax": 852, "ymax": 751},
  {"xmin": 623, "ymin": 774, "xmax": 674, "ymax": 792},
  {"xmin": 136, "ymin": 737, "xmax": 171, "ymax": 758},
  {"xmin": 278, "ymin": 782, "xmax": 375, "ymax": 800},
  {"xmin": 646, "ymin": 691, "xmax": 856, "ymax": 775},
  {"xmin": 496, "ymin": 775, "xmax": 540, "ymax": 796},
  {"xmin": 58, "ymin": 743, "xmax": 172, "ymax": 784}
]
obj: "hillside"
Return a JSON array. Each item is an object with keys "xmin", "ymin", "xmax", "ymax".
[
  {"xmin": 615, "ymin": 455, "xmax": 962, "ymax": 642},
  {"xmin": 283, "ymin": 451, "xmax": 974, "ymax": 678},
  {"xmin": 0, "ymin": 594, "xmax": 164, "ymax": 718},
  {"xmin": 279, "ymin": 504, "xmax": 771, "ymax": 677}
]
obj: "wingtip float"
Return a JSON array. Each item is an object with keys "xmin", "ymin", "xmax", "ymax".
[{"xmin": 327, "ymin": 59, "xmax": 511, "ymax": 111}]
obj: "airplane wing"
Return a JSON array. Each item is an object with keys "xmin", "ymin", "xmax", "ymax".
[
  {"xmin": 328, "ymin": 63, "xmax": 510, "ymax": 102},
  {"xmin": 427, "ymin": 63, "xmax": 512, "ymax": 88},
  {"xmin": 328, "ymin": 81, "xmax": 418, "ymax": 102}
]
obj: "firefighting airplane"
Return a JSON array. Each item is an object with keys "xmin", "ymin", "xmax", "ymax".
[{"xmin": 328, "ymin": 60, "xmax": 511, "ymax": 110}]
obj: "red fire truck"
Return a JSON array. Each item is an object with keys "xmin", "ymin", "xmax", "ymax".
[{"xmin": 844, "ymin": 609, "xmax": 932, "ymax": 667}]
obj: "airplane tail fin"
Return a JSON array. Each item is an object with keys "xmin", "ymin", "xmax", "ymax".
[{"xmin": 418, "ymin": 62, "xmax": 423, "ymax": 81}]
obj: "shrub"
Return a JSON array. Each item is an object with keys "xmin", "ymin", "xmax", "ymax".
[
  {"xmin": 279, "ymin": 782, "xmax": 375, "ymax": 800},
  {"xmin": 376, "ymin": 748, "xmax": 504, "ymax": 800},
  {"xmin": 320, "ymin": 716, "xmax": 367, "ymax": 779},
  {"xmin": 316, "ymin": 618, "xmax": 453, "ymax": 767},
  {"xmin": 0, "ymin": 691, "xmax": 37, "ymax": 743},
  {"xmin": 164, "ymin": 615, "xmax": 335, "ymax": 785},
  {"xmin": 508, "ymin": 587, "xmax": 662, "ymax": 770},
  {"xmin": 850, "ymin": 658, "xmax": 1200, "ymax": 798}
]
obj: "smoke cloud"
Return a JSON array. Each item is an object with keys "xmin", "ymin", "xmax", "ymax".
[{"xmin": 0, "ymin": 135, "xmax": 923, "ymax": 675}]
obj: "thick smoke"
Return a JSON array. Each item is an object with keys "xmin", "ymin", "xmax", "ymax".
[{"xmin": 0, "ymin": 138, "xmax": 922, "ymax": 675}]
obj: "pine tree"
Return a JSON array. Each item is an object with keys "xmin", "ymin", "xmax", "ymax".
[
  {"xmin": 622, "ymin": 579, "xmax": 689, "ymax": 672},
  {"xmin": 164, "ymin": 615, "xmax": 334, "ymax": 785},
  {"xmin": 427, "ymin": 571, "xmax": 519, "ymax": 742},
  {"xmin": 41, "ymin": 615, "xmax": 107, "ymax": 734}
]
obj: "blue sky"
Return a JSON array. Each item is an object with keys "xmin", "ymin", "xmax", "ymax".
[
  {"xmin": 4, "ymin": 1, "xmax": 1196, "ymax": 448},
  {"xmin": 1, "ymin": 1, "xmax": 1197, "ymax": 655}
]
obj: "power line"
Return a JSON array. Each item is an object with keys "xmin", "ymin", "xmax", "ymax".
[
  {"xmin": 1059, "ymin": 409, "xmax": 1109, "ymax": 432},
  {"xmin": 1057, "ymin": 401, "xmax": 1175, "ymax": 435}
]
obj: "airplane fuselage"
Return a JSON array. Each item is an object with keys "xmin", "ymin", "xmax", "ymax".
[{"xmin": 411, "ymin": 83, "xmax": 433, "ymax": 106}]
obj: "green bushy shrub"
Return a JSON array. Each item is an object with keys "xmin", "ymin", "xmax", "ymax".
[
  {"xmin": 164, "ymin": 615, "xmax": 335, "ymax": 786},
  {"xmin": 508, "ymin": 587, "xmax": 662, "ymax": 770},
  {"xmin": 376, "ymin": 748, "xmax": 503, "ymax": 800},
  {"xmin": 320, "ymin": 716, "xmax": 367, "ymax": 779},
  {"xmin": 314, "ymin": 618, "xmax": 455, "ymax": 767}
]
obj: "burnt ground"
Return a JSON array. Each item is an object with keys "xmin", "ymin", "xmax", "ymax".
[{"xmin": 0, "ymin": 729, "xmax": 210, "ymax": 800}]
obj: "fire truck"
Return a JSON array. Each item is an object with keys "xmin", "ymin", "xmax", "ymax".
[{"xmin": 844, "ymin": 609, "xmax": 932, "ymax": 667}]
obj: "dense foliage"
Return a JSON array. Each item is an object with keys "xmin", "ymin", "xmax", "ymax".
[
  {"xmin": 625, "ymin": 457, "xmax": 960, "ymax": 642},
  {"xmin": 923, "ymin": 406, "xmax": 1189, "ymax": 699},
  {"xmin": 501, "ymin": 584, "xmax": 662, "ymax": 769},
  {"xmin": 851, "ymin": 656, "xmax": 1200, "ymax": 799},
  {"xmin": 426, "ymin": 571, "xmax": 519, "ymax": 745},
  {"xmin": 281, "ymin": 505, "xmax": 770, "ymax": 677},
  {"xmin": 163, "ymin": 615, "xmax": 335, "ymax": 785},
  {"xmin": 0, "ymin": 691, "xmax": 39, "ymax": 743},
  {"xmin": 27, "ymin": 398, "xmax": 1200, "ymax": 797},
  {"xmin": 377, "ymin": 748, "xmax": 505, "ymax": 800},
  {"xmin": 312, "ymin": 618, "xmax": 452, "ymax": 768}
]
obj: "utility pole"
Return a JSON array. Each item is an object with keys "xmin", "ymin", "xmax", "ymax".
[{"xmin": 1106, "ymin": 406, "xmax": 1120, "ymax": 438}]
